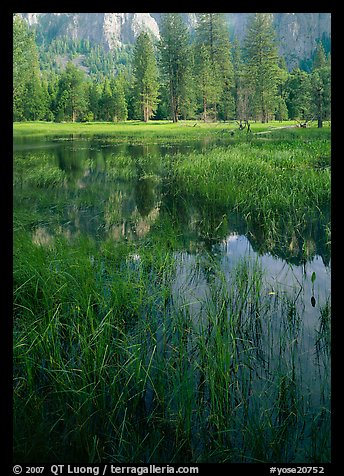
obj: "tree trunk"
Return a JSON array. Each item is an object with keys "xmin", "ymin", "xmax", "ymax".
[
  {"xmin": 261, "ymin": 92, "xmax": 267, "ymax": 123},
  {"xmin": 170, "ymin": 94, "xmax": 178, "ymax": 123},
  {"xmin": 174, "ymin": 104, "xmax": 179, "ymax": 123},
  {"xmin": 203, "ymin": 96, "xmax": 207, "ymax": 123},
  {"xmin": 261, "ymin": 107, "xmax": 267, "ymax": 123},
  {"xmin": 143, "ymin": 98, "xmax": 148, "ymax": 122},
  {"xmin": 317, "ymin": 87, "xmax": 323, "ymax": 128},
  {"xmin": 170, "ymin": 78, "xmax": 178, "ymax": 123}
]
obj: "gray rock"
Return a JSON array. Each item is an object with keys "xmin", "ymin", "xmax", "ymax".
[{"xmin": 19, "ymin": 12, "xmax": 331, "ymax": 69}]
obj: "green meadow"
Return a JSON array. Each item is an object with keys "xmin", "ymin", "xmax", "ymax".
[
  {"xmin": 13, "ymin": 119, "xmax": 305, "ymax": 139},
  {"xmin": 13, "ymin": 121, "xmax": 331, "ymax": 464}
]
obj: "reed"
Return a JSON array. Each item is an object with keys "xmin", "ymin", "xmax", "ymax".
[{"xmin": 13, "ymin": 123, "xmax": 331, "ymax": 463}]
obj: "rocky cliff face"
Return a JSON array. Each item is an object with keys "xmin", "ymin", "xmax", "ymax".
[
  {"xmin": 272, "ymin": 13, "xmax": 331, "ymax": 68},
  {"xmin": 20, "ymin": 13, "xmax": 160, "ymax": 48},
  {"xmin": 20, "ymin": 12, "xmax": 331, "ymax": 69},
  {"xmin": 224, "ymin": 13, "xmax": 331, "ymax": 68}
]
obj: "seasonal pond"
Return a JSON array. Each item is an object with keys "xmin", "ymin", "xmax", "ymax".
[{"xmin": 13, "ymin": 132, "xmax": 331, "ymax": 463}]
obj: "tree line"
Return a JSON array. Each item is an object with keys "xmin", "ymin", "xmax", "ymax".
[{"xmin": 13, "ymin": 13, "xmax": 331, "ymax": 126}]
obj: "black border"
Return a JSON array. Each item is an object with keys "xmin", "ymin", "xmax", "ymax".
[{"xmin": 5, "ymin": 4, "xmax": 338, "ymax": 475}]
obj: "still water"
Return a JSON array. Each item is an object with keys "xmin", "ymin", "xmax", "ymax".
[
  {"xmin": 14, "ymin": 134, "xmax": 331, "ymax": 453},
  {"xmin": 14, "ymin": 133, "xmax": 331, "ymax": 279}
]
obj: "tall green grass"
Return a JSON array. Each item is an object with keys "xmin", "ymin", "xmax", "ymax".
[
  {"xmin": 13, "ymin": 123, "xmax": 331, "ymax": 463},
  {"xmin": 168, "ymin": 131, "xmax": 330, "ymax": 265},
  {"xmin": 13, "ymin": 230, "xmax": 330, "ymax": 463},
  {"xmin": 172, "ymin": 142, "xmax": 330, "ymax": 218}
]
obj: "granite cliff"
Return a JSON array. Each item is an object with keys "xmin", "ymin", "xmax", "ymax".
[{"xmin": 20, "ymin": 12, "xmax": 331, "ymax": 69}]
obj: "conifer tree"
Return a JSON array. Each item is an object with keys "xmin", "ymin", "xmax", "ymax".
[
  {"xmin": 194, "ymin": 44, "xmax": 218, "ymax": 122},
  {"xmin": 112, "ymin": 75, "xmax": 128, "ymax": 121},
  {"xmin": 88, "ymin": 81, "xmax": 101, "ymax": 121},
  {"xmin": 13, "ymin": 15, "xmax": 45, "ymax": 120},
  {"xmin": 313, "ymin": 42, "xmax": 327, "ymax": 70},
  {"xmin": 242, "ymin": 13, "xmax": 280, "ymax": 123},
  {"xmin": 231, "ymin": 36, "xmax": 250, "ymax": 121},
  {"xmin": 285, "ymin": 68, "xmax": 311, "ymax": 120},
  {"xmin": 310, "ymin": 44, "xmax": 331, "ymax": 128},
  {"xmin": 274, "ymin": 56, "xmax": 289, "ymax": 121},
  {"xmin": 194, "ymin": 13, "xmax": 234, "ymax": 121},
  {"xmin": 55, "ymin": 62, "xmax": 87, "ymax": 122},
  {"xmin": 158, "ymin": 13, "xmax": 191, "ymax": 123},
  {"xmin": 100, "ymin": 79, "xmax": 114, "ymax": 121},
  {"xmin": 46, "ymin": 73, "xmax": 59, "ymax": 120},
  {"xmin": 310, "ymin": 71, "xmax": 329, "ymax": 128},
  {"xmin": 133, "ymin": 31, "xmax": 159, "ymax": 122},
  {"xmin": 22, "ymin": 79, "xmax": 47, "ymax": 121}
]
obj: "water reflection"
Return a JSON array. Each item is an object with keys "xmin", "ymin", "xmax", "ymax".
[
  {"xmin": 170, "ymin": 231, "xmax": 330, "ymax": 417},
  {"xmin": 171, "ymin": 232, "xmax": 330, "ymax": 329},
  {"xmin": 14, "ymin": 135, "xmax": 330, "ymax": 269},
  {"xmin": 13, "ymin": 134, "xmax": 331, "ymax": 461}
]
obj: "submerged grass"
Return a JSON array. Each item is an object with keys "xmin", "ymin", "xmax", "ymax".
[
  {"xmin": 13, "ymin": 230, "xmax": 331, "ymax": 463},
  {"xmin": 169, "ymin": 130, "xmax": 330, "ymax": 265},
  {"xmin": 13, "ymin": 122, "xmax": 331, "ymax": 463}
]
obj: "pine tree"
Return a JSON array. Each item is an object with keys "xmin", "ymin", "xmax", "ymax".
[
  {"xmin": 194, "ymin": 13, "xmax": 234, "ymax": 121},
  {"xmin": 158, "ymin": 13, "xmax": 191, "ymax": 123},
  {"xmin": 112, "ymin": 75, "xmax": 128, "ymax": 121},
  {"xmin": 46, "ymin": 73, "xmax": 59, "ymax": 120},
  {"xmin": 13, "ymin": 15, "xmax": 30, "ymax": 119},
  {"xmin": 313, "ymin": 42, "xmax": 327, "ymax": 70},
  {"xmin": 22, "ymin": 79, "xmax": 47, "ymax": 121},
  {"xmin": 285, "ymin": 68, "xmax": 311, "ymax": 120},
  {"xmin": 275, "ymin": 96, "xmax": 289, "ymax": 121},
  {"xmin": 194, "ymin": 44, "xmax": 218, "ymax": 122},
  {"xmin": 231, "ymin": 36, "xmax": 250, "ymax": 121},
  {"xmin": 242, "ymin": 13, "xmax": 280, "ymax": 123},
  {"xmin": 310, "ymin": 60, "xmax": 331, "ymax": 128},
  {"xmin": 88, "ymin": 81, "xmax": 101, "ymax": 121},
  {"xmin": 21, "ymin": 42, "xmax": 48, "ymax": 121},
  {"xmin": 274, "ymin": 56, "xmax": 289, "ymax": 121},
  {"xmin": 55, "ymin": 62, "xmax": 87, "ymax": 122},
  {"xmin": 40, "ymin": 79, "xmax": 54, "ymax": 121},
  {"xmin": 308, "ymin": 41, "xmax": 331, "ymax": 128},
  {"xmin": 13, "ymin": 15, "xmax": 45, "ymax": 121},
  {"xmin": 99, "ymin": 79, "xmax": 114, "ymax": 121},
  {"xmin": 132, "ymin": 32, "xmax": 159, "ymax": 122}
]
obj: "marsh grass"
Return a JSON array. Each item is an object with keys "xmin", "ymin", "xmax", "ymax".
[
  {"xmin": 315, "ymin": 298, "xmax": 331, "ymax": 357},
  {"xmin": 169, "ymin": 130, "xmax": 330, "ymax": 266},
  {"xmin": 13, "ymin": 123, "xmax": 331, "ymax": 463},
  {"xmin": 173, "ymin": 141, "xmax": 330, "ymax": 218},
  {"xmin": 13, "ymin": 234, "xmax": 331, "ymax": 463},
  {"xmin": 14, "ymin": 152, "xmax": 67, "ymax": 188}
]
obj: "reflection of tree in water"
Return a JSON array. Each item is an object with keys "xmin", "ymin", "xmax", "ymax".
[
  {"xmin": 44, "ymin": 169, "xmax": 161, "ymax": 243},
  {"xmin": 134, "ymin": 177, "xmax": 156, "ymax": 218},
  {"xmin": 56, "ymin": 146, "xmax": 86, "ymax": 181},
  {"xmin": 159, "ymin": 184, "xmax": 330, "ymax": 267},
  {"xmin": 63, "ymin": 204, "xmax": 106, "ymax": 240},
  {"xmin": 28, "ymin": 138, "xmax": 331, "ymax": 267},
  {"xmin": 246, "ymin": 205, "xmax": 331, "ymax": 267}
]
